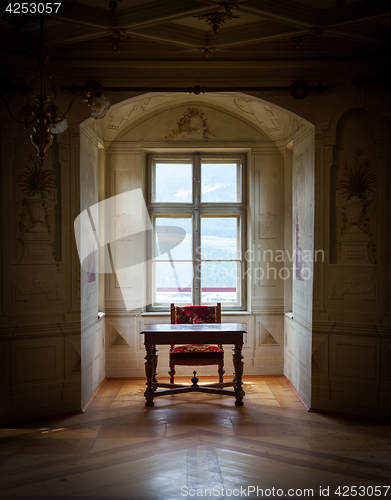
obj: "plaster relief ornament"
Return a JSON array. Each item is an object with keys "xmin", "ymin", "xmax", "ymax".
[{"xmin": 165, "ymin": 107, "xmax": 214, "ymax": 141}]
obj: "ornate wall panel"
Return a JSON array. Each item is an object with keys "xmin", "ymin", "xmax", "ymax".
[
  {"xmin": 13, "ymin": 338, "xmax": 62, "ymax": 384},
  {"xmin": 330, "ymin": 337, "xmax": 378, "ymax": 381}
]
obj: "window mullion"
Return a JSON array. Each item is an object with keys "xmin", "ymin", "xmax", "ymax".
[{"xmin": 193, "ymin": 153, "xmax": 201, "ymax": 306}]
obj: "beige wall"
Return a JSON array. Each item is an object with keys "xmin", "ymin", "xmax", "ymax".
[
  {"xmin": 310, "ymin": 87, "xmax": 391, "ymax": 418},
  {"xmin": 284, "ymin": 124, "xmax": 315, "ymax": 408},
  {"xmin": 0, "ymin": 118, "xmax": 82, "ymax": 422},
  {"xmin": 79, "ymin": 123, "xmax": 106, "ymax": 408},
  {"xmin": 1, "ymin": 85, "xmax": 390, "ymax": 422},
  {"xmin": 101, "ymin": 99, "xmax": 292, "ymax": 380}
]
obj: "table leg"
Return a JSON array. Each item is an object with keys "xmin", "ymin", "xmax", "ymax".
[
  {"xmin": 233, "ymin": 343, "xmax": 245, "ymax": 406},
  {"xmin": 144, "ymin": 344, "xmax": 155, "ymax": 406},
  {"xmin": 152, "ymin": 345, "xmax": 158, "ymax": 389}
]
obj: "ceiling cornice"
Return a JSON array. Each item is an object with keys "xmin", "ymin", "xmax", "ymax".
[
  {"xmin": 240, "ymin": 0, "xmax": 320, "ymax": 28},
  {"xmin": 126, "ymin": 23, "xmax": 207, "ymax": 48},
  {"xmin": 321, "ymin": 0, "xmax": 391, "ymax": 27}
]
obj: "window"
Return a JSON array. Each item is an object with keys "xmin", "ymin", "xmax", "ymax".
[{"xmin": 147, "ymin": 153, "xmax": 246, "ymax": 311}]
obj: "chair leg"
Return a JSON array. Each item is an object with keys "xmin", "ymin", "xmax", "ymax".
[
  {"xmin": 218, "ymin": 362, "xmax": 225, "ymax": 383},
  {"xmin": 169, "ymin": 361, "xmax": 176, "ymax": 384}
]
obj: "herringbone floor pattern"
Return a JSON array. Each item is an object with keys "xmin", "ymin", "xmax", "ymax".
[{"xmin": 0, "ymin": 377, "xmax": 390, "ymax": 499}]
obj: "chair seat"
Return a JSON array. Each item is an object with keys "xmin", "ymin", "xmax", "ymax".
[{"xmin": 170, "ymin": 344, "xmax": 224, "ymax": 360}]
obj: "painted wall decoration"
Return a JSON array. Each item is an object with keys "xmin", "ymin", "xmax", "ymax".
[
  {"xmin": 331, "ymin": 110, "xmax": 378, "ymax": 266},
  {"xmin": 165, "ymin": 107, "xmax": 214, "ymax": 141},
  {"xmin": 15, "ymin": 152, "xmax": 57, "ymax": 261},
  {"xmin": 337, "ymin": 148, "xmax": 377, "ymax": 262}
]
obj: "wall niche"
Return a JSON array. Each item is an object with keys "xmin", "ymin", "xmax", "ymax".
[{"xmin": 330, "ymin": 109, "xmax": 377, "ymax": 266}]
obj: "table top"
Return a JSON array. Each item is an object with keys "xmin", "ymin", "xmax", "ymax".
[
  {"xmin": 141, "ymin": 323, "xmax": 246, "ymax": 333},
  {"xmin": 140, "ymin": 323, "xmax": 246, "ymax": 345}
]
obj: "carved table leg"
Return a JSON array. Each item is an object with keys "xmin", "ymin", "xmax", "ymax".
[
  {"xmin": 144, "ymin": 344, "xmax": 155, "ymax": 406},
  {"xmin": 233, "ymin": 343, "xmax": 245, "ymax": 406},
  {"xmin": 152, "ymin": 345, "xmax": 158, "ymax": 389}
]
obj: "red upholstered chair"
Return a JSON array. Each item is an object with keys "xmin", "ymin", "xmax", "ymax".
[{"xmin": 169, "ymin": 303, "xmax": 224, "ymax": 384}]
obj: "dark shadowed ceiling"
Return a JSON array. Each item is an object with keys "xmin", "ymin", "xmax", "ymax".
[{"xmin": 1, "ymin": 0, "xmax": 391, "ymax": 92}]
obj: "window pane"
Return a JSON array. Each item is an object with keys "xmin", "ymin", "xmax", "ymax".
[
  {"xmin": 154, "ymin": 261, "xmax": 193, "ymax": 304},
  {"xmin": 201, "ymin": 217, "xmax": 238, "ymax": 260},
  {"xmin": 201, "ymin": 162, "xmax": 239, "ymax": 202},
  {"xmin": 153, "ymin": 162, "xmax": 192, "ymax": 203},
  {"xmin": 155, "ymin": 217, "xmax": 192, "ymax": 261},
  {"xmin": 200, "ymin": 261, "xmax": 240, "ymax": 304}
]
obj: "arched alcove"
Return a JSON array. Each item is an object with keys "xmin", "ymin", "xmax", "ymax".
[{"xmin": 79, "ymin": 92, "xmax": 315, "ymax": 408}]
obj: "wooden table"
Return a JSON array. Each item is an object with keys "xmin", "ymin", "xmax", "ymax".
[{"xmin": 140, "ymin": 323, "xmax": 246, "ymax": 407}]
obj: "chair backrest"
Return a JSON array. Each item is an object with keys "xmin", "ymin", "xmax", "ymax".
[{"xmin": 170, "ymin": 303, "xmax": 221, "ymax": 324}]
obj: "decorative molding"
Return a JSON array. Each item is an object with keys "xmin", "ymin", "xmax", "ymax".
[
  {"xmin": 324, "ymin": 145, "xmax": 333, "ymax": 166},
  {"xmin": 313, "ymin": 320, "xmax": 388, "ymax": 338},
  {"xmin": 14, "ymin": 340, "xmax": 61, "ymax": 384},
  {"xmin": 59, "ymin": 144, "xmax": 70, "ymax": 162},
  {"xmin": 251, "ymin": 305, "xmax": 285, "ymax": 315},
  {"xmin": 105, "ymin": 99, "xmax": 153, "ymax": 132},
  {"xmin": 0, "ymin": 346, "xmax": 6, "ymax": 384},
  {"xmin": 376, "ymin": 140, "xmax": 387, "ymax": 159},
  {"xmin": 332, "ymin": 338, "xmax": 377, "ymax": 380},
  {"xmin": 286, "ymin": 324, "xmax": 295, "ymax": 354},
  {"xmin": 258, "ymin": 168, "xmax": 277, "ymax": 215},
  {"xmin": 102, "ymin": 29, "xmax": 131, "ymax": 51},
  {"xmin": 290, "ymin": 310, "xmax": 312, "ymax": 332},
  {"xmin": 259, "ymin": 320, "xmax": 281, "ymax": 346},
  {"xmin": 81, "ymin": 312, "xmax": 99, "ymax": 332},
  {"xmin": 5, "ymin": 138, "xmax": 15, "ymax": 158},
  {"xmin": 258, "ymin": 218, "xmax": 277, "ymax": 239},
  {"xmin": 233, "ymin": 99, "xmax": 283, "ymax": 133},
  {"xmin": 68, "ymin": 340, "xmax": 81, "ymax": 375},
  {"xmin": 12, "ymin": 275, "xmax": 61, "ymax": 302},
  {"xmin": 257, "ymin": 243, "xmax": 278, "ymax": 287},
  {"xmin": 199, "ymin": 48, "xmax": 216, "ymax": 58},
  {"xmin": 196, "ymin": 3, "xmax": 239, "ymax": 34},
  {"xmin": 312, "ymin": 338, "xmax": 325, "ymax": 373},
  {"xmin": 329, "ymin": 275, "xmax": 378, "ymax": 301},
  {"xmin": 288, "ymin": 28, "xmax": 325, "ymax": 50},
  {"xmin": 0, "ymin": 321, "xmax": 81, "ymax": 339},
  {"xmin": 109, "ymin": 323, "xmax": 130, "ymax": 347},
  {"xmin": 386, "ymin": 345, "xmax": 391, "ymax": 381}
]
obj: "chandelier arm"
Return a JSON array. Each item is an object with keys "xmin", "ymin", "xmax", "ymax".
[
  {"xmin": 1, "ymin": 96, "xmax": 36, "ymax": 126},
  {"xmin": 61, "ymin": 96, "xmax": 77, "ymax": 121}
]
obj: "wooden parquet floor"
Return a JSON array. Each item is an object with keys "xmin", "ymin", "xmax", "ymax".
[{"xmin": 0, "ymin": 376, "xmax": 390, "ymax": 499}]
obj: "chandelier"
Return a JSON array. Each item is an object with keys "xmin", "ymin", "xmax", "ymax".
[{"xmin": 0, "ymin": 16, "xmax": 110, "ymax": 162}]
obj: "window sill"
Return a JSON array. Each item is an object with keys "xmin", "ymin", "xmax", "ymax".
[
  {"xmin": 285, "ymin": 312, "xmax": 293, "ymax": 319},
  {"xmin": 98, "ymin": 312, "xmax": 106, "ymax": 320},
  {"xmin": 141, "ymin": 310, "xmax": 252, "ymax": 316}
]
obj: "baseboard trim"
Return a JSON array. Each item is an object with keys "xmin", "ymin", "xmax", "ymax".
[
  {"xmin": 82, "ymin": 378, "xmax": 107, "ymax": 413},
  {"xmin": 282, "ymin": 375, "xmax": 310, "ymax": 411},
  {"xmin": 308, "ymin": 405, "xmax": 391, "ymax": 421},
  {"xmin": 106, "ymin": 377, "xmax": 146, "ymax": 380}
]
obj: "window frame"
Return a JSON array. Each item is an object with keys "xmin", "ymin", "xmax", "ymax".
[{"xmin": 147, "ymin": 152, "xmax": 247, "ymax": 312}]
